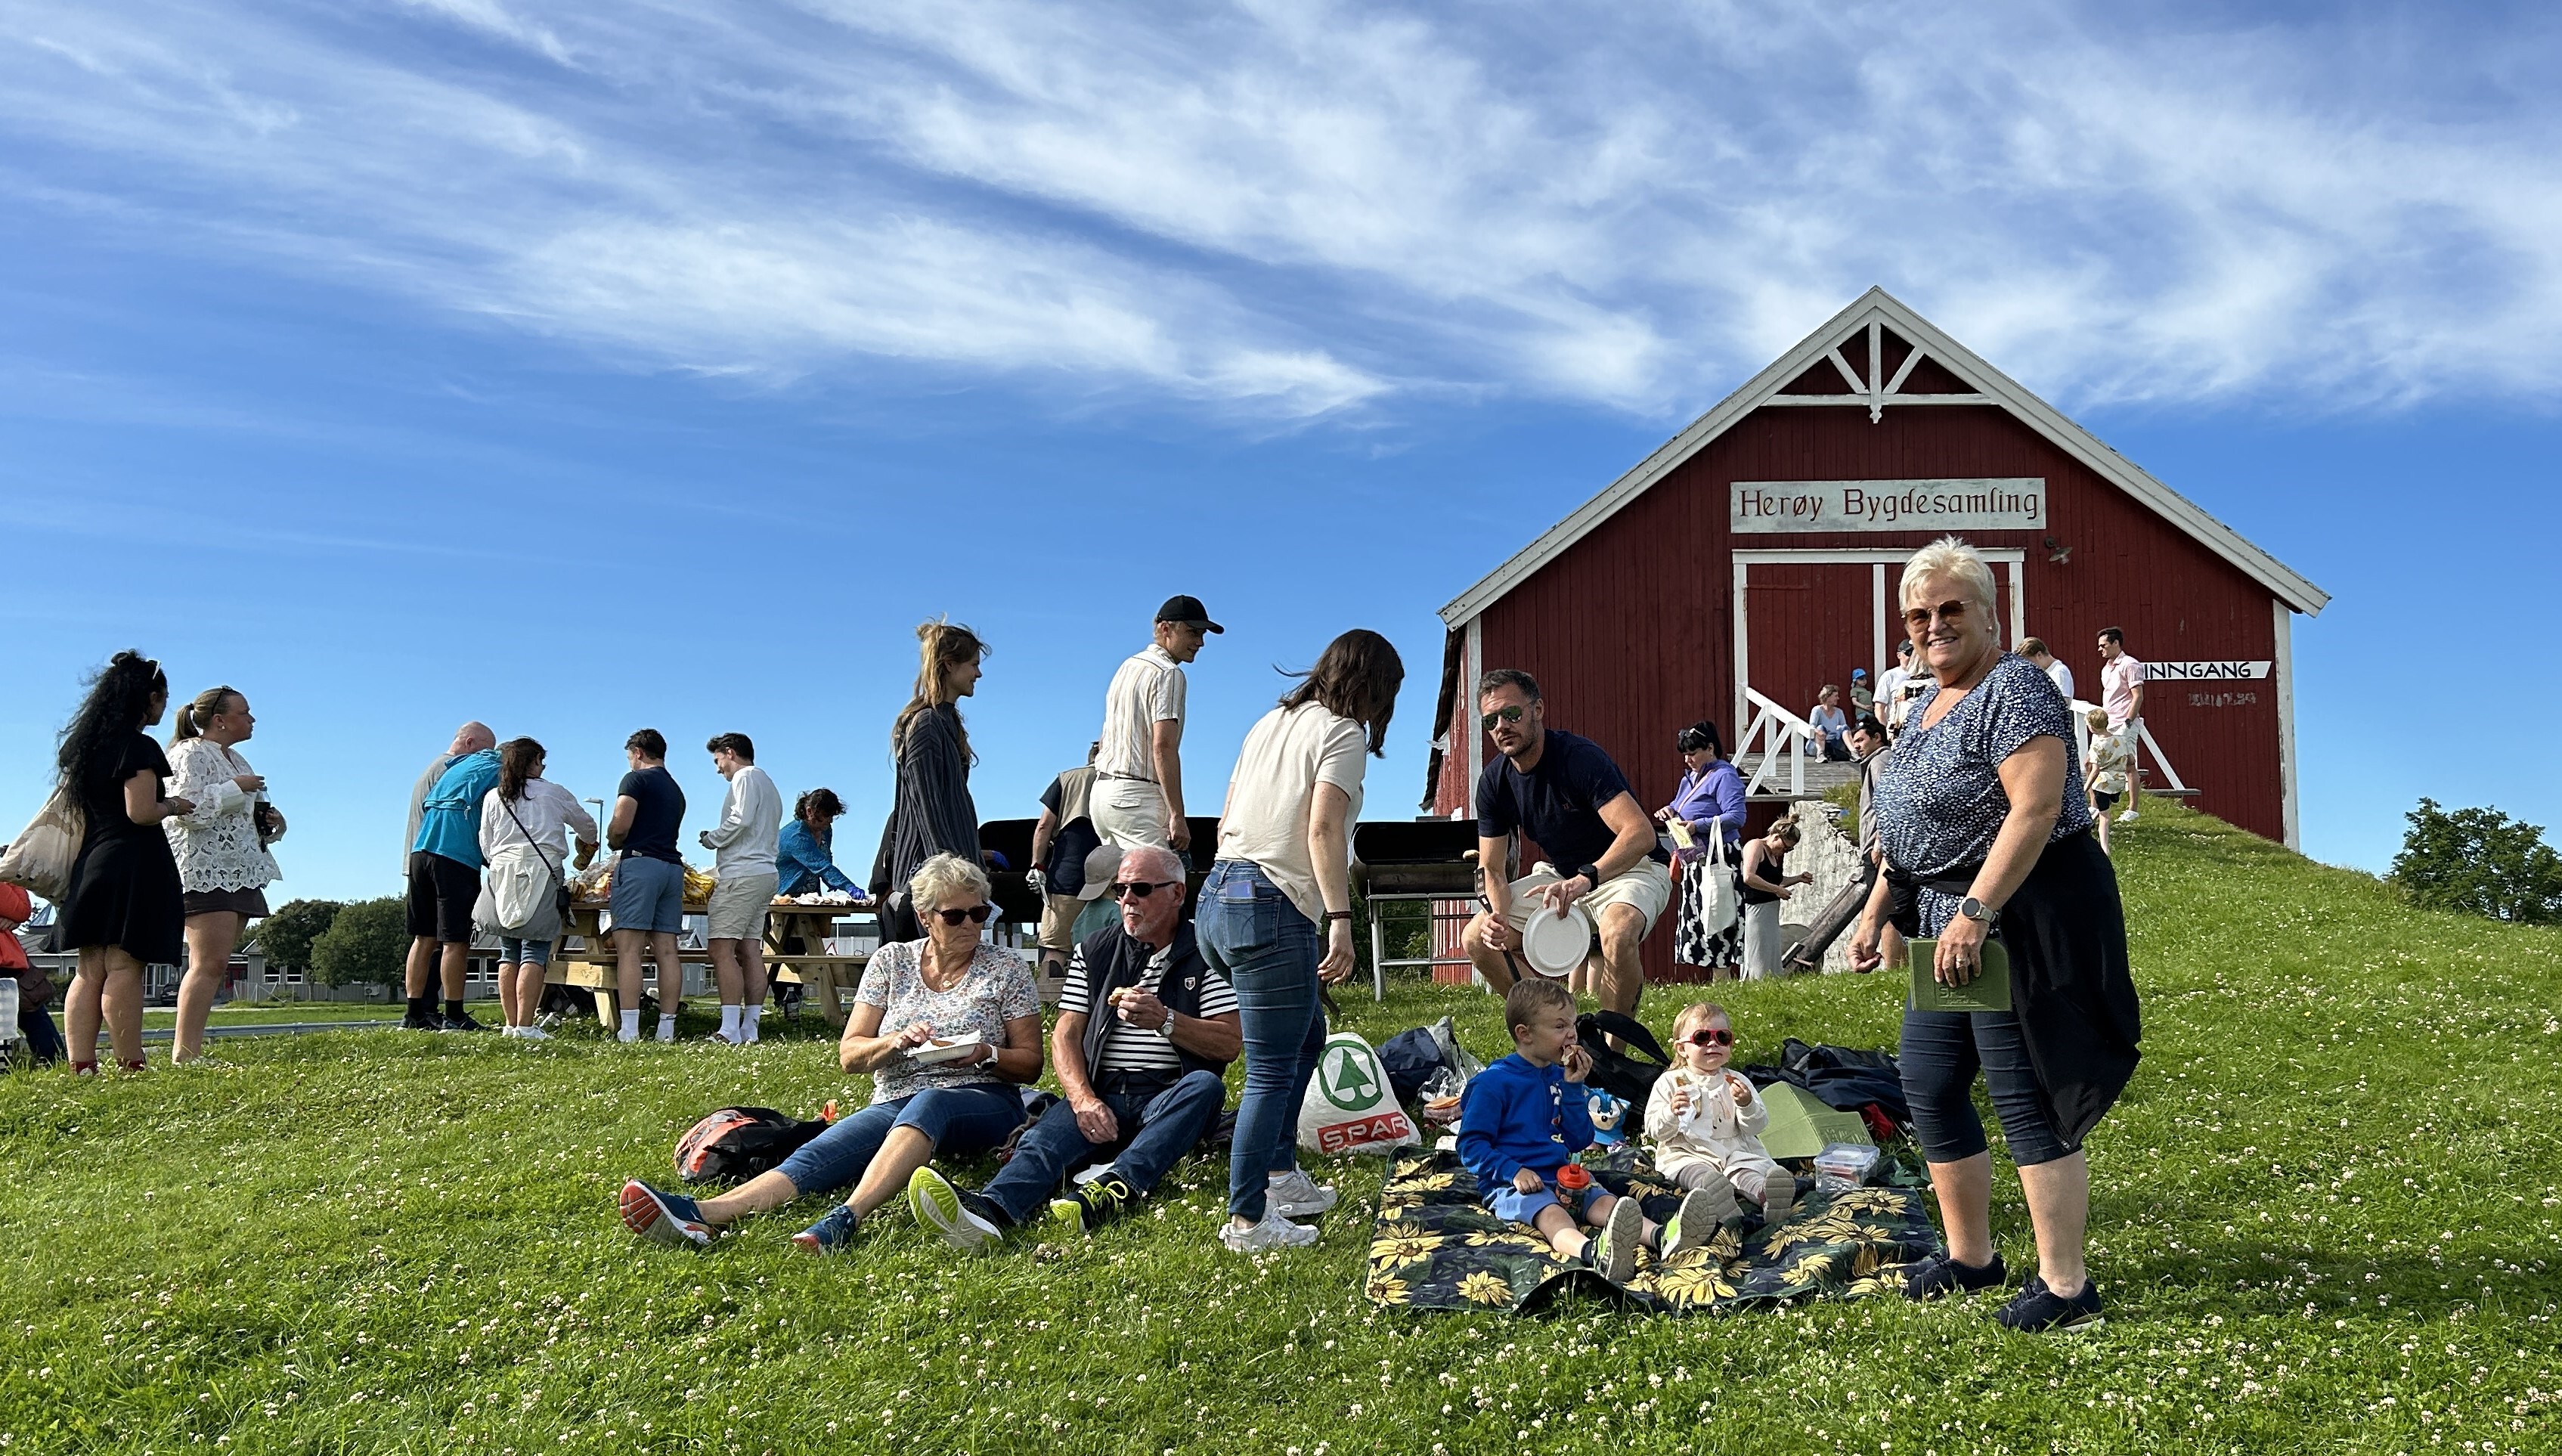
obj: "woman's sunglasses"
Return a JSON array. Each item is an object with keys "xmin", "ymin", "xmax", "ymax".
[
  {"xmin": 1901, "ymin": 599, "xmax": 1970, "ymax": 630},
  {"xmin": 1110, "ymin": 879, "xmax": 1179, "ymax": 900},
  {"xmin": 932, "ymin": 904, "xmax": 995, "ymax": 926},
  {"xmin": 1683, "ymin": 1027, "xmax": 1733, "ymax": 1048}
]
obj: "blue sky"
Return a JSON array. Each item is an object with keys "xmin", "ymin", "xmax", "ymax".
[{"xmin": 5, "ymin": 0, "xmax": 2558, "ymax": 903}]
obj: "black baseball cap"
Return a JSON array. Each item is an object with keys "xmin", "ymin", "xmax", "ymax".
[{"xmin": 1155, "ymin": 594, "xmax": 1224, "ymax": 634}]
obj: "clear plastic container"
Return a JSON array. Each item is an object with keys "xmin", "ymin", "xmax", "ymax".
[{"xmin": 1811, "ymin": 1141, "xmax": 1880, "ymax": 1192}]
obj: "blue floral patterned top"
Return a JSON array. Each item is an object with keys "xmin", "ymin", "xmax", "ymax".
[{"xmin": 1875, "ymin": 652, "xmax": 2093, "ymax": 935}]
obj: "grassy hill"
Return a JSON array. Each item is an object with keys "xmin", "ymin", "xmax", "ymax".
[{"xmin": 3, "ymin": 801, "xmax": 2557, "ymax": 1454}]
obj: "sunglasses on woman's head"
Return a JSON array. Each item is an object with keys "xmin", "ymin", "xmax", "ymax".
[
  {"xmin": 1479, "ymin": 704, "xmax": 1527, "ymax": 731},
  {"xmin": 1684, "ymin": 1027, "xmax": 1733, "ymax": 1048},
  {"xmin": 1111, "ymin": 879, "xmax": 1179, "ymax": 900},
  {"xmin": 932, "ymin": 903, "xmax": 994, "ymax": 926}
]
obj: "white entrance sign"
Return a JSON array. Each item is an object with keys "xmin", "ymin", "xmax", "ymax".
[
  {"xmin": 1731, "ymin": 479, "xmax": 2046, "ymax": 534},
  {"xmin": 2147, "ymin": 661, "xmax": 2273, "ymax": 680}
]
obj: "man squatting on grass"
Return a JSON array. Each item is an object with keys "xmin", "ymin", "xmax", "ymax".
[
  {"xmin": 907, "ymin": 844, "xmax": 1241, "ymax": 1249},
  {"xmin": 1458, "ymin": 979, "xmax": 1722, "ymax": 1286},
  {"xmin": 699, "ymin": 733, "xmax": 783, "ymax": 1046}
]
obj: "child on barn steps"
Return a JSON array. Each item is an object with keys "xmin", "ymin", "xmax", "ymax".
[{"xmin": 1458, "ymin": 979, "xmax": 1723, "ymax": 1283}]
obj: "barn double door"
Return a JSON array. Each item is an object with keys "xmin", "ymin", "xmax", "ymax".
[{"xmin": 1732, "ymin": 549, "xmax": 2024, "ymax": 736}]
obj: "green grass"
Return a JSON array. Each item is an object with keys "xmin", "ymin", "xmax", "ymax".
[{"xmin": 5, "ymin": 800, "xmax": 2560, "ymax": 1454}]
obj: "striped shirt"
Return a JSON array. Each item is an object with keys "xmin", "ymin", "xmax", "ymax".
[{"xmin": 1059, "ymin": 939, "xmax": 1237, "ymax": 1075}]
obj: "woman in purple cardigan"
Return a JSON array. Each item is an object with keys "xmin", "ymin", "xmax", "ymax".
[{"xmin": 1660, "ymin": 720, "xmax": 1748, "ymax": 978}]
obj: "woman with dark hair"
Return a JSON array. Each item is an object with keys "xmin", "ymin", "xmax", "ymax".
[
  {"xmin": 476, "ymin": 737, "xmax": 598, "ymax": 1039},
  {"xmin": 869, "ymin": 621, "xmax": 988, "ymax": 943},
  {"xmin": 778, "ymin": 788, "xmax": 859, "ymax": 899},
  {"xmin": 164, "ymin": 684, "xmax": 282, "ymax": 1064},
  {"xmin": 57, "ymin": 651, "xmax": 191, "ymax": 1073},
  {"xmin": 1200, "ymin": 627, "xmax": 1406, "ymax": 1251},
  {"xmin": 1662, "ymin": 720, "xmax": 1748, "ymax": 979}
]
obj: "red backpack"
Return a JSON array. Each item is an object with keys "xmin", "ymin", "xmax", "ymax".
[{"xmin": 674, "ymin": 1106, "xmax": 832, "ymax": 1185}]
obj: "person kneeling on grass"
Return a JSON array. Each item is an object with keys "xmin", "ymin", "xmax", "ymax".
[
  {"xmin": 909, "ymin": 844, "xmax": 1241, "ymax": 1249},
  {"xmin": 1457, "ymin": 979, "xmax": 1721, "ymax": 1285},
  {"xmin": 619, "ymin": 852, "xmax": 1042, "ymax": 1254}
]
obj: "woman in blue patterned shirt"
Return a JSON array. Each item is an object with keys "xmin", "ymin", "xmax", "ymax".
[{"xmin": 1850, "ymin": 537, "xmax": 2139, "ymax": 1334}]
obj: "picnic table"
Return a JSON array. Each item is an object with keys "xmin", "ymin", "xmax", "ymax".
[{"xmin": 545, "ymin": 897, "xmax": 876, "ymax": 1028}]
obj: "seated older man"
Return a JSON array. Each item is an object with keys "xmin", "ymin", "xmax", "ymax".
[{"xmin": 908, "ymin": 844, "xmax": 1239, "ymax": 1248}]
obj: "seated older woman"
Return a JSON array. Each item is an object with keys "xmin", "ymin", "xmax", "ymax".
[
  {"xmin": 1849, "ymin": 536, "xmax": 2139, "ymax": 1334},
  {"xmin": 619, "ymin": 852, "xmax": 1042, "ymax": 1254}
]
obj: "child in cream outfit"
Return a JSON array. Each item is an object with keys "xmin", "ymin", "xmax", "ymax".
[{"xmin": 1644, "ymin": 1001, "xmax": 1798, "ymax": 1222}]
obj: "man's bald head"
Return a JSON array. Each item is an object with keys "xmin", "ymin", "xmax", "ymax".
[{"xmin": 451, "ymin": 721, "xmax": 496, "ymax": 755}]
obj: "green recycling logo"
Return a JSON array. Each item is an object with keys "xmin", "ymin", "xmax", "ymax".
[{"xmin": 1318, "ymin": 1039, "xmax": 1380, "ymax": 1111}]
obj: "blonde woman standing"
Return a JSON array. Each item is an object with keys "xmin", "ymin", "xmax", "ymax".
[
  {"xmin": 164, "ymin": 685, "xmax": 283, "ymax": 1064},
  {"xmin": 869, "ymin": 621, "xmax": 989, "ymax": 943}
]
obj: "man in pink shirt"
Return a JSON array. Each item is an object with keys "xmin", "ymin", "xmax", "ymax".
[{"xmin": 2096, "ymin": 627, "xmax": 2145, "ymax": 822}]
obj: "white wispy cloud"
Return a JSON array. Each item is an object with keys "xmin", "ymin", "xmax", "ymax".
[{"xmin": 2, "ymin": 1, "xmax": 2556, "ymax": 420}]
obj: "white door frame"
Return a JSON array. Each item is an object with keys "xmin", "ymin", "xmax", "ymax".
[{"xmin": 1732, "ymin": 548, "xmax": 2027, "ymax": 733}]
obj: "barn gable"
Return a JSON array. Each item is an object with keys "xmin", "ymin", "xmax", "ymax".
[{"xmin": 1440, "ymin": 288, "xmax": 2329, "ymax": 628}]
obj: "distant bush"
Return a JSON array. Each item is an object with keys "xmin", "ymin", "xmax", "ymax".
[
  {"xmin": 252, "ymin": 898, "xmax": 344, "ymax": 972},
  {"xmin": 2390, "ymin": 799, "xmax": 2562, "ymax": 925},
  {"xmin": 310, "ymin": 897, "xmax": 410, "ymax": 986}
]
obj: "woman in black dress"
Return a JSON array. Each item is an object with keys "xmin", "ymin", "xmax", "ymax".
[
  {"xmin": 869, "ymin": 620, "xmax": 987, "ymax": 943},
  {"xmin": 59, "ymin": 651, "xmax": 194, "ymax": 1073}
]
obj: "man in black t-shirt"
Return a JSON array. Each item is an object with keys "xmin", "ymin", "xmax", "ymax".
[
  {"xmin": 1462, "ymin": 669, "xmax": 1673, "ymax": 1017},
  {"xmin": 606, "ymin": 727, "xmax": 688, "ymax": 1044}
]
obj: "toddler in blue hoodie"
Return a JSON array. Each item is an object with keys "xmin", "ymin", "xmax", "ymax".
[{"xmin": 1458, "ymin": 979, "xmax": 1721, "ymax": 1284}]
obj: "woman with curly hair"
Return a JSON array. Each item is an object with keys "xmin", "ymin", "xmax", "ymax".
[{"xmin": 57, "ymin": 651, "xmax": 193, "ymax": 1073}]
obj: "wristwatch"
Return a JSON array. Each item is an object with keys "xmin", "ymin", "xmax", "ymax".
[
  {"xmin": 975, "ymin": 1044, "xmax": 1001, "ymax": 1069},
  {"xmin": 1575, "ymin": 863, "xmax": 1603, "ymax": 888},
  {"xmin": 1956, "ymin": 896, "xmax": 1997, "ymax": 926}
]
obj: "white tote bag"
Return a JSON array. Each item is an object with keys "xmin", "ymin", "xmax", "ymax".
[
  {"xmin": 1296, "ymin": 1032, "xmax": 1420, "ymax": 1156},
  {"xmin": 1694, "ymin": 829, "xmax": 1739, "ymax": 938},
  {"xmin": 0, "ymin": 788, "xmax": 85, "ymax": 903}
]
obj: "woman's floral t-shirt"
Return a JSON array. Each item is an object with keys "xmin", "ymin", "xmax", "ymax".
[{"xmin": 855, "ymin": 939, "xmax": 1038, "ymax": 1103}]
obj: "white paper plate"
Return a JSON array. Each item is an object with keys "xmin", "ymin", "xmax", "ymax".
[
  {"xmin": 1520, "ymin": 905, "xmax": 1593, "ymax": 978},
  {"xmin": 909, "ymin": 1040, "xmax": 980, "ymax": 1066}
]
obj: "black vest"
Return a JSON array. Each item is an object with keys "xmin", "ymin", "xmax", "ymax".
[{"xmin": 1074, "ymin": 921, "xmax": 1231, "ymax": 1080}]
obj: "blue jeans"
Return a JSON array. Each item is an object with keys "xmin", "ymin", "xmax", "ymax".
[
  {"xmin": 1196, "ymin": 859, "xmax": 1323, "ymax": 1223},
  {"xmin": 977, "ymin": 1069, "xmax": 1227, "ymax": 1224},
  {"xmin": 500, "ymin": 936, "xmax": 553, "ymax": 967},
  {"xmin": 771, "ymin": 1084, "xmax": 1025, "ymax": 1198},
  {"xmin": 1900, "ymin": 1005, "xmax": 2075, "ymax": 1166}
]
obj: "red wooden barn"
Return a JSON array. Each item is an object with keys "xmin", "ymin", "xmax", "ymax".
[{"xmin": 1424, "ymin": 288, "xmax": 2326, "ymax": 968}]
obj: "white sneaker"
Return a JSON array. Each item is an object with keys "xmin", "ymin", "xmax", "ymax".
[
  {"xmin": 2117, "ymin": 810, "xmax": 2139, "ymax": 823},
  {"xmin": 1220, "ymin": 1213, "xmax": 1320, "ymax": 1253},
  {"xmin": 513, "ymin": 1026, "xmax": 551, "ymax": 1042},
  {"xmin": 1267, "ymin": 1168, "xmax": 1338, "ymax": 1219}
]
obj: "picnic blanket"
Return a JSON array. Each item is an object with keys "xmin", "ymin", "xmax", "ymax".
[{"xmin": 1363, "ymin": 1146, "xmax": 1940, "ymax": 1315}]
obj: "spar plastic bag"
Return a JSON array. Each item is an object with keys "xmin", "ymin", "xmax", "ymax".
[{"xmin": 1296, "ymin": 1032, "xmax": 1420, "ymax": 1156}]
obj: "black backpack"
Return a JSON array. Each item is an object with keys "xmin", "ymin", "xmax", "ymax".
[
  {"xmin": 1574, "ymin": 1009, "xmax": 1672, "ymax": 1107},
  {"xmin": 674, "ymin": 1106, "xmax": 830, "ymax": 1185}
]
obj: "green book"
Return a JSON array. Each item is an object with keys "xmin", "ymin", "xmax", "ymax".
[{"xmin": 1907, "ymin": 937, "xmax": 2012, "ymax": 1013}]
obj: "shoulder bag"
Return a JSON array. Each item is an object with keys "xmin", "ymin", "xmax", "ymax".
[
  {"xmin": 0, "ymin": 787, "xmax": 86, "ymax": 903},
  {"xmin": 1696, "ymin": 824, "xmax": 1739, "ymax": 937}
]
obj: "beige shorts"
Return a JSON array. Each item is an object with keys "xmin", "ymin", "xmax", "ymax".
[
  {"xmin": 1037, "ymin": 893, "xmax": 1082, "ymax": 954},
  {"xmin": 1508, "ymin": 858, "xmax": 1674, "ymax": 940},
  {"xmin": 705, "ymin": 872, "xmax": 778, "ymax": 941}
]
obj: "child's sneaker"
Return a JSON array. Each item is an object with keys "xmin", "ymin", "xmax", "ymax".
[
  {"xmin": 1663, "ymin": 1184, "xmax": 1736, "ymax": 1257},
  {"xmin": 791, "ymin": 1204, "xmax": 861, "ymax": 1256},
  {"xmin": 1761, "ymin": 1169, "xmax": 1799, "ymax": 1223},
  {"xmin": 1994, "ymin": 1274, "xmax": 2105, "ymax": 1333},
  {"xmin": 619, "ymin": 1180, "xmax": 711, "ymax": 1250},
  {"xmin": 1585, "ymin": 1195, "xmax": 1642, "ymax": 1284},
  {"xmin": 1046, "ymin": 1171, "xmax": 1135, "ymax": 1240},
  {"xmin": 1903, "ymin": 1250, "xmax": 2007, "ymax": 1301}
]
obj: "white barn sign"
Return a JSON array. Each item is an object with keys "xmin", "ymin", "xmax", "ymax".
[{"xmin": 1730, "ymin": 478, "xmax": 2046, "ymax": 534}]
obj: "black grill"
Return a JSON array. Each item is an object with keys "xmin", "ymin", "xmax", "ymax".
[{"xmin": 1352, "ymin": 819, "xmax": 1482, "ymax": 896}]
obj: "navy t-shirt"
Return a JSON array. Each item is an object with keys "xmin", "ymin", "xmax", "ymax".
[
  {"xmin": 1475, "ymin": 729, "xmax": 1668, "ymax": 875},
  {"xmin": 616, "ymin": 765, "xmax": 686, "ymax": 863}
]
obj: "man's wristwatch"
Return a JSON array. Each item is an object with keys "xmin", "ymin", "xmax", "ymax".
[
  {"xmin": 1956, "ymin": 896, "xmax": 1997, "ymax": 926},
  {"xmin": 1575, "ymin": 863, "xmax": 1603, "ymax": 888}
]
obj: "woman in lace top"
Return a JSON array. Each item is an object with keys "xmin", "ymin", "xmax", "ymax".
[{"xmin": 164, "ymin": 686, "xmax": 284, "ymax": 1064}]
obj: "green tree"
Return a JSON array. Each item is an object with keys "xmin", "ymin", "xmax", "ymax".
[
  {"xmin": 309, "ymin": 897, "xmax": 411, "ymax": 986},
  {"xmin": 251, "ymin": 898, "xmax": 344, "ymax": 972},
  {"xmin": 2390, "ymin": 798, "xmax": 2562, "ymax": 925}
]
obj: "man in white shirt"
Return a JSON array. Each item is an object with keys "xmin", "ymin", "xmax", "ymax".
[
  {"xmin": 1874, "ymin": 641, "xmax": 1914, "ymax": 733},
  {"xmin": 699, "ymin": 733, "xmax": 784, "ymax": 1045},
  {"xmin": 2018, "ymin": 637, "xmax": 2075, "ymax": 702},
  {"xmin": 2097, "ymin": 627, "xmax": 2146, "ymax": 822},
  {"xmin": 1092, "ymin": 595, "xmax": 1219, "ymax": 857}
]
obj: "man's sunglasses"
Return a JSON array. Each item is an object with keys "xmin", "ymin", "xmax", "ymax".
[
  {"xmin": 1111, "ymin": 879, "xmax": 1179, "ymax": 900},
  {"xmin": 932, "ymin": 904, "xmax": 995, "ymax": 926},
  {"xmin": 1479, "ymin": 704, "xmax": 1528, "ymax": 731},
  {"xmin": 1682, "ymin": 1027, "xmax": 1733, "ymax": 1048}
]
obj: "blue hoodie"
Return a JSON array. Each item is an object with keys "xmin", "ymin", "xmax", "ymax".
[{"xmin": 1457, "ymin": 1051, "xmax": 1596, "ymax": 1190}]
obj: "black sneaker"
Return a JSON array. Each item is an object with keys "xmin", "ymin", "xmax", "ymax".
[
  {"xmin": 440, "ymin": 1010, "xmax": 490, "ymax": 1033},
  {"xmin": 1995, "ymin": 1275, "xmax": 2105, "ymax": 1333},
  {"xmin": 1902, "ymin": 1250, "xmax": 2008, "ymax": 1301},
  {"xmin": 1046, "ymin": 1171, "xmax": 1135, "ymax": 1239},
  {"xmin": 400, "ymin": 1008, "xmax": 441, "ymax": 1031}
]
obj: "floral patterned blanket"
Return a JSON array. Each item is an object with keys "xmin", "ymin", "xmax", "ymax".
[{"xmin": 1362, "ymin": 1146, "xmax": 1941, "ymax": 1315}]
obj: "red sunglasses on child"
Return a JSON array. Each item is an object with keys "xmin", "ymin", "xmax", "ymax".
[{"xmin": 1682, "ymin": 1027, "xmax": 1733, "ymax": 1047}]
